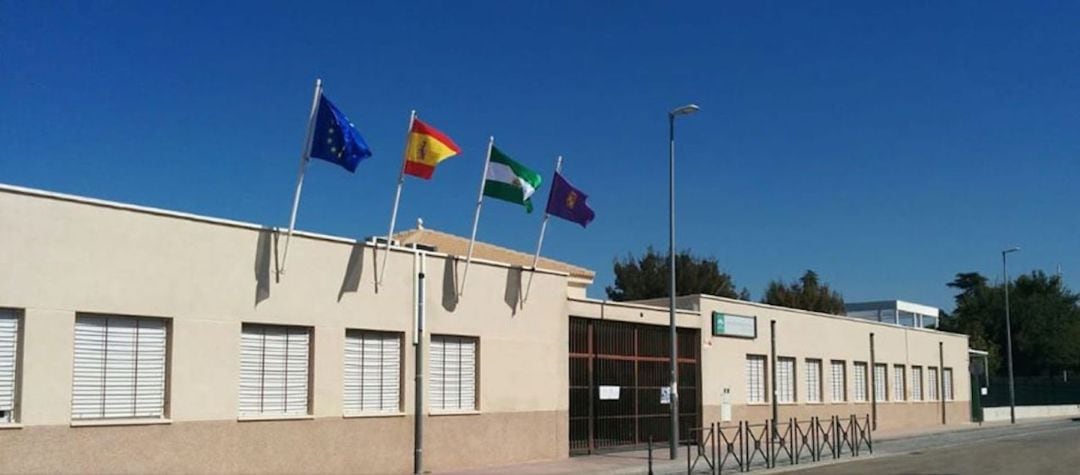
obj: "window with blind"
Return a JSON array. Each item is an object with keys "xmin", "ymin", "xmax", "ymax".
[
  {"xmin": 873, "ymin": 364, "xmax": 887, "ymax": 402},
  {"xmin": 0, "ymin": 309, "xmax": 19, "ymax": 423},
  {"xmin": 943, "ymin": 368, "xmax": 954, "ymax": 400},
  {"xmin": 927, "ymin": 367, "xmax": 939, "ymax": 400},
  {"xmin": 239, "ymin": 324, "xmax": 310, "ymax": 417},
  {"xmin": 852, "ymin": 362, "xmax": 868, "ymax": 402},
  {"xmin": 805, "ymin": 359, "xmax": 822, "ymax": 403},
  {"xmin": 830, "ymin": 360, "xmax": 846, "ymax": 402},
  {"xmin": 745, "ymin": 355, "xmax": 766, "ymax": 403},
  {"xmin": 430, "ymin": 335, "xmax": 477, "ymax": 411},
  {"xmin": 344, "ymin": 330, "xmax": 401, "ymax": 414},
  {"xmin": 72, "ymin": 315, "xmax": 168, "ymax": 420},
  {"xmin": 911, "ymin": 366, "xmax": 923, "ymax": 401},
  {"xmin": 776, "ymin": 357, "xmax": 795, "ymax": 403},
  {"xmin": 893, "ymin": 365, "xmax": 906, "ymax": 401}
]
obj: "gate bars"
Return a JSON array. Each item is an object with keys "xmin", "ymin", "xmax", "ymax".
[{"xmin": 674, "ymin": 414, "xmax": 872, "ymax": 474}]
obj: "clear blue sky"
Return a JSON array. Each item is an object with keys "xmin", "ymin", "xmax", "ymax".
[{"xmin": 2, "ymin": 1, "xmax": 1077, "ymax": 311}]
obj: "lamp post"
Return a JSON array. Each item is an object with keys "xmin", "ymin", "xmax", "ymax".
[
  {"xmin": 668, "ymin": 103, "xmax": 699, "ymax": 459},
  {"xmin": 1002, "ymin": 246, "xmax": 1020, "ymax": 424}
]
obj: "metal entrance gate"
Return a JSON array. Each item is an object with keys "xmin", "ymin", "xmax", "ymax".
[{"xmin": 569, "ymin": 317, "xmax": 700, "ymax": 454}]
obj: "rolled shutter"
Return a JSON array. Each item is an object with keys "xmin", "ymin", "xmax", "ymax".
[
  {"xmin": 72, "ymin": 315, "xmax": 166, "ymax": 420},
  {"xmin": 430, "ymin": 336, "xmax": 476, "ymax": 411},
  {"xmin": 239, "ymin": 324, "xmax": 309, "ymax": 416},
  {"xmin": 344, "ymin": 331, "xmax": 401, "ymax": 414},
  {"xmin": 0, "ymin": 310, "xmax": 17, "ymax": 421}
]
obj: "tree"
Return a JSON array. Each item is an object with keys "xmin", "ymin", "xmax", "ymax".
[
  {"xmin": 939, "ymin": 271, "xmax": 1080, "ymax": 377},
  {"xmin": 761, "ymin": 270, "xmax": 846, "ymax": 315},
  {"xmin": 605, "ymin": 246, "xmax": 743, "ymax": 301}
]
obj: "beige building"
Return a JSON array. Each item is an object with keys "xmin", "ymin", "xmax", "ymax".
[{"xmin": 0, "ymin": 183, "xmax": 970, "ymax": 473}]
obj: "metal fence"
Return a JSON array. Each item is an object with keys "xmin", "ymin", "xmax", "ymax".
[
  {"xmin": 982, "ymin": 376, "xmax": 1080, "ymax": 407},
  {"xmin": 649, "ymin": 414, "xmax": 872, "ymax": 474}
]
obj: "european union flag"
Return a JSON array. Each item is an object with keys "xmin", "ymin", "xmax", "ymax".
[{"xmin": 307, "ymin": 94, "xmax": 372, "ymax": 172}]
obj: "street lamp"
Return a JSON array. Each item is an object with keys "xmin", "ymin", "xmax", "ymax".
[
  {"xmin": 668, "ymin": 103, "xmax": 699, "ymax": 459},
  {"xmin": 1002, "ymin": 246, "xmax": 1020, "ymax": 424}
]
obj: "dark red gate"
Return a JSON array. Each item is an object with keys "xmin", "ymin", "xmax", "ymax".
[{"xmin": 569, "ymin": 317, "xmax": 701, "ymax": 454}]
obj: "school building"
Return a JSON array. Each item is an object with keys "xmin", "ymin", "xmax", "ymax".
[{"xmin": 0, "ymin": 183, "xmax": 971, "ymax": 473}]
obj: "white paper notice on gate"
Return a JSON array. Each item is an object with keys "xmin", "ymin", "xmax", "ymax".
[{"xmin": 599, "ymin": 386, "xmax": 620, "ymax": 400}]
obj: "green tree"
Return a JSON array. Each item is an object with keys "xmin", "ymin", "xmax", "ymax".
[
  {"xmin": 939, "ymin": 271, "xmax": 1080, "ymax": 376},
  {"xmin": 761, "ymin": 270, "xmax": 846, "ymax": 315},
  {"xmin": 605, "ymin": 246, "xmax": 742, "ymax": 301}
]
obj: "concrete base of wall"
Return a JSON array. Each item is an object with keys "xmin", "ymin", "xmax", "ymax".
[
  {"xmin": 983, "ymin": 404, "xmax": 1080, "ymax": 422},
  {"xmin": 0, "ymin": 411, "xmax": 567, "ymax": 474}
]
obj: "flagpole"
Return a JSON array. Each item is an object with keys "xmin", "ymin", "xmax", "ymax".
[
  {"xmin": 380, "ymin": 109, "xmax": 417, "ymax": 288},
  {"xmin": 281, "ymin": 78, "xmax": 323, "ymax": 273},
  {"xmin": 522, "ymin": 156, "xmax": 562, "ymax": 304},
  {"xmin": 459, "ymin": 136, "xmax": 494, "ymax": 297}
]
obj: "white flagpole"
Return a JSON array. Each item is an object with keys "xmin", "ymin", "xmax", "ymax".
[
  {"xmin": 379, "ymin": 109, "xmax": 417, "ymax": 287},
  {"xmin": 459, "ymin": 136, "xmax": 494, "ymax": 297},
  {"xmin": 281, "ymin": 78, "xmax": 323, "ymax": 273},
  {"xmin": 523, "ymin": 155, "xmax": 562, "ymax": 304}
]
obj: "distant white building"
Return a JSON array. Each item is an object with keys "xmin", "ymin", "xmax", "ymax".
[{"xmin": 845, "ymin": 300, "xmax": 941, "ymax": 329}]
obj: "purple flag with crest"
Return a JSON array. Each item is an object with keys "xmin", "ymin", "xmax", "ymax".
[{"xmin": 545, "ymin": 172, "xmax": 595, "ymax": 228}]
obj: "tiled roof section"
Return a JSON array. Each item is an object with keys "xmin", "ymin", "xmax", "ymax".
[{"xmin": 392, "ymin": 227, "xmax": 595, "ymax": 280}]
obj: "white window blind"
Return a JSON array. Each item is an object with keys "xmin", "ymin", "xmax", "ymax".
[
  {"xmin": 0, "ymin": 310, "xmax": 18, "ymax": 423},
  {"xmin": 943, "ymin": 368, "xmax": 954, "ymax": 400},
  {"xmin": 853, "ymin": 362, "xmax": 868, "ymax": 402},
  {"xmin": 830, "ymin": 360, "xmax": 846, "ymax": 402},
  {"xmin": 893, "ymin": 365, "xmax": 906, "ymax": 401},
  {"xmin": 873, "ymin": 364, "xmax": 887, "ymax": 402},
  {"xmin": 805, "ymin": 359, "xmax": 822, "ymax": 403},
  {"xmin": 344, "ymin": 331, "xmax": 401, "ymax": 414},
  {"xmin": 430, "ymin": 335, "xmax": 476, "ymax": 411},
  {"xmin": 928, "ymin": 367, "xmax": 939, "ymax": 400},
  {"xmin": 239, "ymin": 324, "xmax": 310, "ymax": 417},
  {"xmin": 776, "ymin": 357, "xmax": 795, "ymax": 403},
  {"xmin": 911, "ymin": 366, "xmax": 923, "ymax": 401},
  {"xmin": 72, "ymin": 315, "xmax": 167, "ymax": 420},
  {"xmin": 745, "ymin": 355, "xmax": 766, "ymax": 403}
]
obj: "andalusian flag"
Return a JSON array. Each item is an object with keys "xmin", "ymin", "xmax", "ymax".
[
  {"xmin": 403, "ymin": 118, "xmax": 461, "ymax": 179},
  {"xmin": 483, "ymin": 146, "xmax": 542, "ymax": 212}
]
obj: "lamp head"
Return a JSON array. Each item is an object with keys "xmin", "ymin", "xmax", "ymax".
[
  {"xmin": 670, "ymin": 104, "xmax": 700, "ymax": 116},
  {"xmin": 1003, "ymin": 247, "xmax": 1021, "ymax": 255}
]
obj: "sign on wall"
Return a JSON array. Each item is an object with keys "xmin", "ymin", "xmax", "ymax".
[{"xmin": 712, "ymin": 312, "xmax": 757, "ymax": 339}]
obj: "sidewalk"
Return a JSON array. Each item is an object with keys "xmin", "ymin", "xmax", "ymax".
[{"xmin": 445, "ymin": 418, "xmax": 1073, "ymax": 475}]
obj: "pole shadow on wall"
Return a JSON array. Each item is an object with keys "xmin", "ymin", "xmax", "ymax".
[
  {"xmin": 337, "ymin": 241, "xmax": 367, "ymax": 301},
  {"xmin": 442, "ymin": 255, "xmax": 459, "ymax": 312},
  {"xmin": 504, "ymin": 266, "xmax": 522, "ymax": 316},
  {"xmin": 254, "ymin": 228, "xmax": 277, "ymax": 306}
]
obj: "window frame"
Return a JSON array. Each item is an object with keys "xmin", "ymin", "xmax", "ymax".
[
  {"xmin": 0, "ymin": 309, "xmax": 22, "ymax": 424},
  {"xmin": 429, "ymin": 334, "xmax": 479, "ymax": 413},
  {"xmin": 805, "ymin": 358, "xmax": 823, "ymax": 403},
  {"xmin": 775, "ymin": 357, "xmax": 796, "ymax": 404},
  {"xmin": 911, "ymin": 366, "xmax": 923, "ymax": 401},
  {"xmin": 238, "ymin": 323, "xmax": 313, "ymax": 419},
  {"xmin": 927, "ymin": 366, "xmax": 940, "ymax": 401},
  {"xmin": 343, "ymin": 329, "xmax": 404, "ymax": 416},
  {"xmin": 745, "ymin": 354, "xmax": 768, "ymax": 404},
  {"xmin": 873, "ymin": 363, "xmax": 888, "ymax": 402},
  {"xmin": 893, "ymin": 364, "xmax": 906, "ymax": 401},
  {"xmin": 852, "ymin": 361, "xmax": 868, "ymax": 402},
  {"xmin": 943, "ymin": 367, "xmax": 954, "ymax": 401},
  {"xmin": 71, "ymin": 313, "xmax": 171, "ymax": 422},
  {"xmin": 829, "ymin": 360, "xmax": 847, "ymax": 403}
]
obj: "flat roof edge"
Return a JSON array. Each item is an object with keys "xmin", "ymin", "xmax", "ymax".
[{"xmin": 0, "ymin": 182, "xmax": 571, "ymax": 278}]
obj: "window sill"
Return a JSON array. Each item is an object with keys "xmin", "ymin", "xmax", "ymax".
[
  {"xmin": 343, "ymin": 411, "xmax": 405, "ymax": 419},
  {"xmin": 237, "ymin": 414, "xmax": 314, "ymax": 422},
  {"xmin": 71, "ymin": 418, "xmax": 172, "ymax": 428},
  {"xmin": 804, "ymin": 401, "xmax": 825, "ymax": 405},
  {"xmin": 0, "ymin": 423, "xmax": 23, "ymax": 430},
  {"xmin": 745, "ymin": 402, "xmax": 770, "ymax": 406},
  {"xmin": 429, "ymin": 410, "xmax": 481, "ymax": 417}
]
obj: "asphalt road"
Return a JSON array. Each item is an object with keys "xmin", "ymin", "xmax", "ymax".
[{"xmin": 787, "ymin": 419, "xmax": 1080, "ymax": 475}]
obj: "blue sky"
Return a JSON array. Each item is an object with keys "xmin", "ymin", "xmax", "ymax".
[{"xmin": 2, "ymin": 1, "xmax": 1077, "ymax": 310}]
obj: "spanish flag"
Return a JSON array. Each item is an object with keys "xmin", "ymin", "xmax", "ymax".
[{"xmin": 403, "ymin": 118, "xmax": 461, "ymax": 179}]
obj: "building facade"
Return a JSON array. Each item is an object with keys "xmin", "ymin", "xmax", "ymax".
[{"xmin": 0, "ymin": 184, "xmax": 970, "ymax": 473}]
